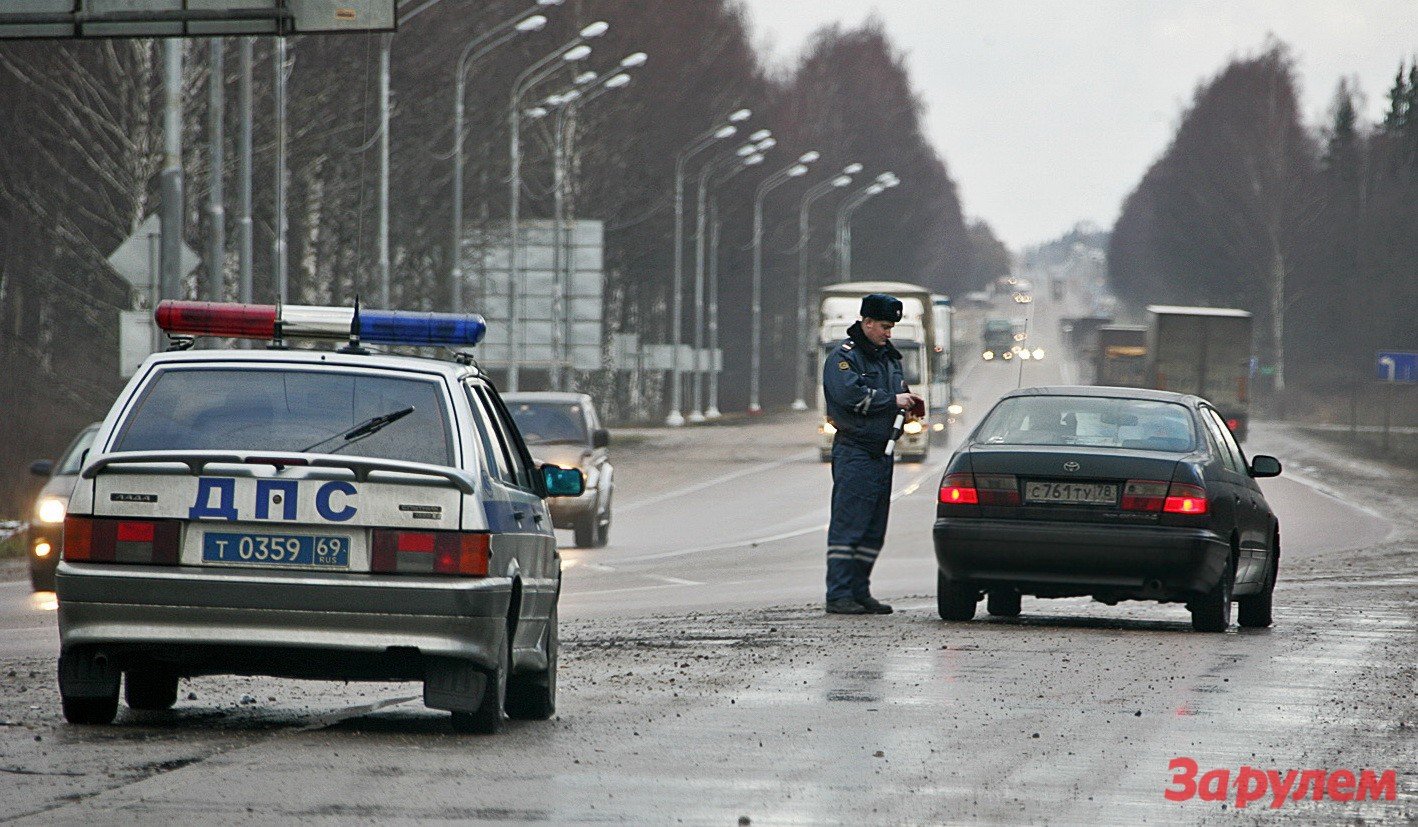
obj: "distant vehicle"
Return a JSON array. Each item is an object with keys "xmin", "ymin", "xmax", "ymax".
[
  {"xmin": 929, "ymin": 295, "xmax": 955, "ymax": 422},
  {"xmin": 982, "ymin": 318, "xmax": 1015, "ymax": 361},
  {"xmin": 1012, "ymin": 290, "xmax": 1033, "ymax": 304},
  {"xmin": 1094, "ymin": 325, "xmax": 1149, "ymax": 388},
  {"xmin": 934, "ymin": 386, "xmax": 1282, "ymax": 632},
  {"xmin": 55, "ymin": 301, "xmax": 584, "ymax": 732},
  {"xmin": 1059, "ymin": 315, "xmax": 1113, "ymax": 382},
  {"xmin": 505, "ymin": 392, "xmax": 613, "ymax": 548},
  {"xmin": 817, "ymin": 280, "xmax": 935, "ymax": 462},
  {"xmin": 24, "ymin": 423, "xmax": 100, "ymax": 591},
  {"xmin": 1049, "ymin": 276, "xmax": 1065, "ymax": 302},
  {"xmin": 1147, "ymin": 306, "xmax": 1253, "ymax": 441}
]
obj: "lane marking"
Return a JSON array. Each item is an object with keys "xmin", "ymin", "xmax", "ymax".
[
  {"xmin": 612, "ymin": 460, "xmax": 948, "ymax": 565},
  {"xmin": 648, "ymin": 575, "xmax": 703, "ymax": 586},
  {"xmin": 618, "ymin": 449, "xmax": 818, "ymax": 514}
]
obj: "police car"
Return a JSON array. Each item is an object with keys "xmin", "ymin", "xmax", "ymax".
[{"xmin": 55, "ymin": 301, "xmax": 583, "ymax": 734}]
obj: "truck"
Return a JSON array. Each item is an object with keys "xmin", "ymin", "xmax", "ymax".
[
  {"xmin": 817, "ymin": 281, "xmax": 935, "ymax": 462},
  {"xmin": 1146, "ymin": 305, "xmax": 1253, "ymax": 441},
  {"xmin": 1093, "ymin": 324, "xmax": 1149, "ymax": 388},
  {"xmin": 982, "ymin": 318, "xmax": 1016, "ymax": 361},
  {"xmin": 930, "ymin": 294, "xmax": 954, "ymax": 410}
]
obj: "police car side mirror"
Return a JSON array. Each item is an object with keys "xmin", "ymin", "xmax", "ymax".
[
  {"xmin": 591, "ymin": 428, "xmax": 610, "ymax": 449},
  {"xmin": 29, "ymin": 459, "xmax": 54, "ymax": 478},
  {"xmin": 540, "ymin": 464, "xmax": 585, "ymax": 498}
]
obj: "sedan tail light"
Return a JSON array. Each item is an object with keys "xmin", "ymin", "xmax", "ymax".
[
  {"xmin": 371, "ymin": 530, "xmax": 490, "ymax": 576},
  {"xmin": 62, "ymin": 516, "xmax": 180, "ymax": 565},
  {"xmin": 1120, "ymin": 480, "xmax": 1208, "ymax": 514},
  {"xmin": 1163, "ymin": 483, "xmax": 1208, "ymax": 515},
  {"xmin": 939, "ymin": 473, "xmax": 1020, "ymax": 506}
]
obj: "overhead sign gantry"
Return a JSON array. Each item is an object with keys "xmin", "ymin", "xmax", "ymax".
[{"xmin": 0, "ymin": 1, "xmax": 394, "ymax": 39}]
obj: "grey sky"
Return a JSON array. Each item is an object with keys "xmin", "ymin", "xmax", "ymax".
[{"xmin": 738, "ymin": 1, "xmax": 1415, "ymax": 249}]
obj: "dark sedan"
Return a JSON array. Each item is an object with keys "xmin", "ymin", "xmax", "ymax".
[{"xmin": 933, "ymin": 386, "xmax": 1281, "ymax": 632}]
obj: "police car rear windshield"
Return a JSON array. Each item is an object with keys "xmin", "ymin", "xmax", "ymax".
[
  {"xmin": 113, "ymin": 368, "xmax": 454, "ymax": 466},
  {"xmin": 974, "ymin": 396, "xmax": 1198, "ymax": 452}
]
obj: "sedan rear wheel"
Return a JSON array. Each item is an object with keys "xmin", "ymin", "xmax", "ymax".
[
  {"xmin": 506, "ymin": 607, "xmax": 557, "ymax": 720},
  {"xmin": 1190, "ymin": 558, "xmax": 1234, "ymax": 633},
  {"xmin": 1237, "ymin": 549, "xmax": 1277, "ymax": 629},
  {"xmin": 937, "ymin": 570, "xmax": 977, "ymax": 621},
  {"xmin": 986, "ymin": 590, "xmax": 1021, "ymax": 617}
]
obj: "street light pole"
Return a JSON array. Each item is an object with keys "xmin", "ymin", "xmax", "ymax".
[
  {"xmin": 835, "ymin": 173, "xmax": 898, "ymax": 281},
  {"xmin": 750, "ymin": 151, "xmax": 818, "ymax": 414},
  {"xmin": 792, "ymin": 165, "xmax": 859, "ymax": 410},
  {"xmin": 703, "ymin": 149, "xmax": 765, "ymax": 419},
  {"xmin": 666, "ymin": 108, "xmax": 751, "ymax": 426},
  {"xmin": 447, "ymin": 5, "xmax": 554, "ymax": 315},
  {"xmin": 507, "ymin": 22, "xmax": 607, "ymax": 393}
]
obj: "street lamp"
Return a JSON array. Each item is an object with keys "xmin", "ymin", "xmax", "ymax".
[
  {"xmin": 533, "ymin": 55, "xmax": 643, "ymax": 390},
  {"xmin": 688, "ymin": 131, "xmax": 772, "ymax": 422},
  {"xmin": 836, "ymin": 173, "xmax": 900, "ymax": 281},
  {"xmin": 506, "ymin": 21, "xmax": 608, "ymax": 392},
  {"xmin": 666, "ymin": 107, "xmax": 752, "ymax": 426},
  {"xmin": 749, "ymin": 151, "xmax": 817, "ymax": 414},
  {"xmin": 447, "ymin": 3, "xmax": 555, "ymax": 316},
  {"xmin": 705, "ymin": 151, "xmax": 764, "ymax": 419},
  {"xmin": 791, "ymin": 164, "xmax": 859, "ymax": 410}
]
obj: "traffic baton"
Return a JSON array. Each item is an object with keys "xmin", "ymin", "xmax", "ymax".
[{"xmin": 884, "ymin": 409, "xmax": 906, "ymax": 457}]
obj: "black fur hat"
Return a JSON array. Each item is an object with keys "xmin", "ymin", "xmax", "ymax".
[{"xmin": 860, "ymin": 293, "xmax": 903, "ymax": 322}]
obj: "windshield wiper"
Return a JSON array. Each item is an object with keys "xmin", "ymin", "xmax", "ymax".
[{"xmin": 299, "ymin": 406, "xmax": 415, "ymax": 454}]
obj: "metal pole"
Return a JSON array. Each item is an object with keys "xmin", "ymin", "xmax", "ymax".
[
  {"xmin": 842, "ymin": 221, "xmax": 852, "ymax": 282},
  {"xmin": 666, "ymin": 155, "xmax": 687, "ymax": 425},
  {"xmin": 706, "ymin": 197, "xmax": 723, "ymax": 419},
  {"xmin": 507, "ymin": 97, "xmax": 522, "ymax": 391},
  {"xmin": 551, "ymin": 106, "xmax": 567, "ymax": 390},
  {"xmin": 450, "ymin": 68, "xmax": 466, "ymax": 313},
  {"xmin": 237, "ymin": 38, "xmax": 253, "ymax": 305},
  {"xmin": 689, "ymin": 162, "xmax": 712, "ymax": 422},
  {"xmin": 160, "ymin": 39, "xmax": 183, "ymax": 301},
  {"xmin": 793, "ymin": 198, "xmax": 811, "ymax": 410},
  {"xmin": 378, "ymin": 33, "xmax": 391, "ymax": 307},
  {"xmin": 750, "ymin": 190, "xmax": 763, "ymax": 414},
  {"xmin": 274, "ymin": 36, "xmax": 288, "ymax": 304},
  {"xmin": 205, "ymin": 38, "xmax": 224, "ymax": 303}
]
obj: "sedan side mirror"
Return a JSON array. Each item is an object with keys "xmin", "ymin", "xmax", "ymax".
[
  {"xmin": 540, "ymin": 463, "xmax": 585, "ymax": 498},
  {"xmin": 591, "ymin": 428, "xmax": 610, "ymax": 449},
  {"xmin": 29, "ymin": 459, "xmax": 54, "ymax": 478},
  {"xmin": 1249, "ymin": 455, "xmax": 1282, "ymax": 478}
]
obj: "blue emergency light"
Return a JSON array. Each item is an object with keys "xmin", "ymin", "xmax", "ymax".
[{"xmin": 156, "ymin": 301, "xmax": 487, "ymax": 348}]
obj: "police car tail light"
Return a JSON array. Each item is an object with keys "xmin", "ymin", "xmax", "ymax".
[
  {"xmin": 61, "ymin": 516, "xmax": 179, "ymax": 565},
  {"xmin": 372, "ymin": 530, "xmax": 489, "ymax": 576},
  {"xmin": 1162, "ymin": 483, "xmax": 1208, "ymax": 515},
  {"xmin": 155, "ymin": 301, "xmax": 487, "ymax": 348},
  {"xmin": 939, "ymin": 473, "xmax": 979, "ymax": 505},
  {"xmin": 1122, "ymin": 480, "xmax": 1168, "ymax": 511}
]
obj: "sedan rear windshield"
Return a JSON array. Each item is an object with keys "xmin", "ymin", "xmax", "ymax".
[
  {"xmin": 974, "ymin": 396, "xmax": 1197, "ymax": 452},
  {"xmin": 114, "ymin": 367, "xmax": 454, "ymax": 467}
]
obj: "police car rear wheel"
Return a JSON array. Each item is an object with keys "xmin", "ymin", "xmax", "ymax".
[
  {"xmin": 506, "ymin": 606, "xmax": 557, "ymax": 720},
  {"xmin": 125, "ymin": 670, "xmax": 179, "ymax": 711},
  {"xmin": 451, "ymin": 640, "xmax": 508, "ymax": 735}
]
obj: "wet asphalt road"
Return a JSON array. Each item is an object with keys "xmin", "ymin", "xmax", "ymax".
[{"xmin": 0, "ymin": 297, "xmax": 1413, "ymax": 823}]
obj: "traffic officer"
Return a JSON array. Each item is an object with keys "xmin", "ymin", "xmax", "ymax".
[{"xmin": 821, "ymin": 293, "xmax": 922, "ymax": 615}]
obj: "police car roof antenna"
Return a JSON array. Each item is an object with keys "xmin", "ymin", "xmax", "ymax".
[
  {"xmin": 267, "ymin": 299, "xmax": 288, "ymax": 350},
  {"xmin": 339, "ymin": 295, "xmax": 371, "ymax": 355}
]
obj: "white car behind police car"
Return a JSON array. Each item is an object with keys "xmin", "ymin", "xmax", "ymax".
[{"xmin": 55, "ymin": 300, "xmax": 583, "ymax": 734}]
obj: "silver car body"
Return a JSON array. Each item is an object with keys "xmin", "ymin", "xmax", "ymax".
[
  {"xmin": 57, "ymin": 348, "xmax": 559, "ymax": 721},
  {"xmin": 502, "ymin": 391, "xmax": 612, "ymax": 532}
]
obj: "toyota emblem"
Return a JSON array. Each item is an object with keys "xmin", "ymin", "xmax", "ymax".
[{"xmin": 1063, "ymin": 461, "xmax": 1080, "ymax": 472}]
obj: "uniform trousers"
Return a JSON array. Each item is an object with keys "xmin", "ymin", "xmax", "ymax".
[{"xmin": 826, "ymin": 438, "xmax": 894, "ymax": 602}]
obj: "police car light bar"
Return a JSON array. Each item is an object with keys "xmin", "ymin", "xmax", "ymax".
[{"xmin": 155, "ymin": 301, "xmax": 487, "ymax": 348}]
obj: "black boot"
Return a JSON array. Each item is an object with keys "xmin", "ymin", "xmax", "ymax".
[
  {"xmin": 856, "ymin": 595, "xmax": 894, "ymax": 614},
  {"xmin": 825, "ymin": 598, "xmax": 869, "ymax": 615}
]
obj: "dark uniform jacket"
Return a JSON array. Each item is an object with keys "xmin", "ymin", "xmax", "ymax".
[{"xmin": 823, "ymin": 321, "xmax": 907, "ymax": 450}]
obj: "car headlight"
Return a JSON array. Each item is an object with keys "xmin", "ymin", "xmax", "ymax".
[
  {"xmin": 982, "ymin": 351, "xmax": 994, "ymax": 360},
  {"xmin": 36, "ymin": 497, "xmax": 66, "ymax": 524},
  {"xmin": 33, "ymin": 540, "xmax": 52, "ymax": 558},
  {"xmin": 903, "ymin": 420, "xmax": 924, "ymax": 435},
  {"xmin": 582, "ymin": 466, "xmax": 599, "ymax": 490},
  {"xmin": 820, "ymin": 420, "xmax": 837, "ymax": 435},
  {"xmin": 1032, "ymin": 348, "xmax": 1045, "ymax": 360},
  {"xmin": 1019, "ymin": 349, "xmax": 1032, "ymax": 360},
  {"xmin": 1002, "ymin": 351, "xmax": 1013, "ymax": 360},
  {"xmin": 947, "ymin": 403, "xmax": 964, "ymax": 416}
]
